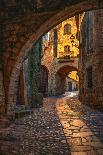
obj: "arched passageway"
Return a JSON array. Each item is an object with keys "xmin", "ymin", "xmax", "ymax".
[
  {"xmin": 0, "ymin": 1, "xmax": 103, "ymax": 154},
  {"xmin": 55, "ymin": 65, "xmax": 78, "ymax": 95},
  {"xmin": 0, "ymin": 0, "xmax": 102, "ymax": 118}
]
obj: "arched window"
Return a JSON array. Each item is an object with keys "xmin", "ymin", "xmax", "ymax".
[
  {"xmin": 64, "ymin": 24, "xmax": 71, "ymax": 35},
  {"xmin": 64, "ymin": 45, "xmax": 70, "ymax": 54}
]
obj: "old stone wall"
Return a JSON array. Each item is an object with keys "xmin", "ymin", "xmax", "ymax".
[
  {"xmin": 17, "ymin": 68, "xmax": 25, "ymax": 105},
  {"xmin": 0, "ymin": 71, "xmax": 5, "ymax": 115},
  {"xmin": 55, "ymin": 73, "xmax": 66, "ymax": 95},
  {"xmin": 79, "ymin": 9, "xmax": 103, "ymax": 108},
  {"xmin": 41, "ymin": 19, "xmax": 79, "ymax": 96},
  {"xmin": 0, "ymin": 25, "xmax": 5, "ymax": 117}
]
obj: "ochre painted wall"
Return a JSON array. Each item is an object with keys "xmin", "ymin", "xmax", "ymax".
[
  {"xmin": 68, "ymin": 71, "xmax": 79, "ymax": 82},
  {"xmin": 57, "ymin": 17, "xmax": 79, "ymax": 58}
]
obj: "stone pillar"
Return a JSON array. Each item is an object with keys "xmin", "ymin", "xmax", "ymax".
[
  {"xmin": 55, "ymin": 73, "xmax": 66, "ymax": 95},
  {"xmin": 48, "ymin": 72, "xmax": 66, "ymax": 96}
]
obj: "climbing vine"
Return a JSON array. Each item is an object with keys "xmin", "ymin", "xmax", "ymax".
[{"xmin": 28, "ymin": 39, "xmax": 42, "ymax": 108}]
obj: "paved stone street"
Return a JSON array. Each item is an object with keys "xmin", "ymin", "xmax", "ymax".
[
  {"xmin": 0, "ymin": 93, "xmax": 103, "ymax": 155},
  {"xmin": 56, "ymin": 92, "xmax": 103, "ymax": 155}
]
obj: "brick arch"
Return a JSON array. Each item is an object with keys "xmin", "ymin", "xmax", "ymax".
[
  {"xmin": 56, "ymin": 65, "xmax": 78, "ymax": 76},
  {"xmin": 56, "ymin": 57, "xmax": 78, "ymax": 74},
  {"xmin": 7, "ymin": 1, "xmax": 100, "ymax": 117}
]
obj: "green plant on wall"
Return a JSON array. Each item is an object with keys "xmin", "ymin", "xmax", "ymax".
[{"xmin": 28, "ymin": 39, "xmax": 42, "ymax": 108}]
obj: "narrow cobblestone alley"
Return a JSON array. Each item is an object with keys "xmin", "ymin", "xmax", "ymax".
[
  {"xmin": 0, "ymin": 93, "xmax": 103, "ymax": 155},
  {"xmin": 1, "ymin": 1, "xmax": 103, "ymax": 155}
]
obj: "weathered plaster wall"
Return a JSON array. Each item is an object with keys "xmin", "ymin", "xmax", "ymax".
[{"xmin": 57, "ymin": 17, "xmax": 79, "ymax": 58}]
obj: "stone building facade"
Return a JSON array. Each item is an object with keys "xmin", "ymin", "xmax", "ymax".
[
  {"xmin": 41, "ymin": 17, "xmax": 79, "ymax": 96},
  {"xmin": 79, "ymin": 9, "xmax": 103, "ymax": 108}
]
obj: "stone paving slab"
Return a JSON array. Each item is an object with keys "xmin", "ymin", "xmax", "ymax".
[
  {"xmin": 0, "ymin": 96, "xmax": 103, "ymax": 155},
  {"xmin": 56, "ymin": 96, "xmax": 103, "ymax": 155}
]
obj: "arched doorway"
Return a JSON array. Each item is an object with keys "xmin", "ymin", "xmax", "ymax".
[{"xmin": 40, "ymin": 66, "xmax": 49, "ymax": 97}]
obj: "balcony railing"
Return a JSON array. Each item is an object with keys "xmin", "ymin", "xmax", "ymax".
[{"xmin": 58, "ymin": 55, "xmax": 78, "ymax": 63}]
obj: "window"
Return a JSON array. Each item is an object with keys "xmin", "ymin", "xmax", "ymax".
[
  {"xmin": 87, "ymin": 67, "xmax": 93, "ymax": 88},
  {"xmin": 64, "ymin": 24, "xmax": 71, "ymax": 35},
  {"xmin": 64, "ymin": 45, "xmax": 70, "ymax": 54}
]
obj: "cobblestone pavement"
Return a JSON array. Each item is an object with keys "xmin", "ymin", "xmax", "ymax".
[
  {"xmin": 56, "ymin": 93, "xmax": 103, "ymax": 155},
  {"xmin": 0, "ymin": 98, "xmax": 70, "ymax": 155},
  {"xmin": 0, "ymin": 95, "xmax": 103, "ymax": 155}
]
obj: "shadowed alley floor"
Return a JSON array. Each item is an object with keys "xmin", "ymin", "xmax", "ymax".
[{"xmin": 0, "ymin": 93, "xmax": 103, "ymax": 155}]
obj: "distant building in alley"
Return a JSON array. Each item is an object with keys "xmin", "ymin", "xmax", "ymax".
[{"xmin": 41, "ymin": 16, "xmax": 79, "ymax": 96}]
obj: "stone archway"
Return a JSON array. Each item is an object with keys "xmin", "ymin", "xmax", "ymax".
[
  {"xmin": 55, "ymin": 65, "xmax": 78, "ymax": 95},
  {"xmin": 7, "ymin": 1, "xmax": 102, "ymax": 118},
  {"xmin": 57, "ymin": 65, "xmax": 78, "ymax": 75}
]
